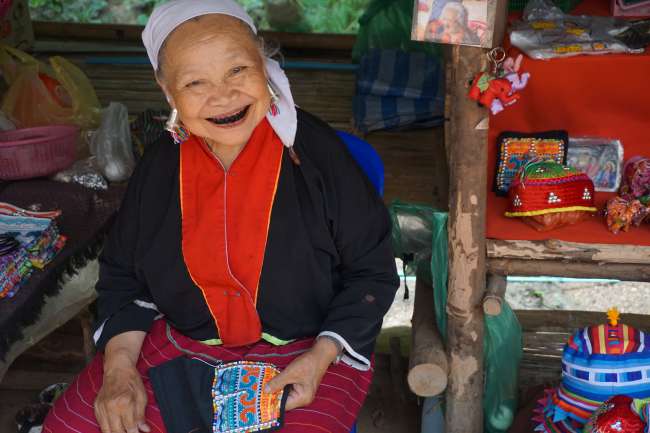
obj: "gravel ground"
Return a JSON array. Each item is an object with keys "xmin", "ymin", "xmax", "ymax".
[
  {"xmin": 382, "ymin": 260, "xmax": 650, "ymax": 329},
  {"xmin": 506, "ymin": 279, "xmax": 650, "ymax": 314}
]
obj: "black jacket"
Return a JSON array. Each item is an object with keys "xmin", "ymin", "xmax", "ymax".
[{"xmin": 94, "ymin": 109, "xmax": 399, "ymax": 365}]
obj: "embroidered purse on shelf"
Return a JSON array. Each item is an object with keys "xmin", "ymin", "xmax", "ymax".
[
  {"xmin": 494, "ymin": 130, "xmax": 569, "ymax": 196},
  {"xmin": 149, "ymin": 357, "xmax": 288, "ymax": 433}
]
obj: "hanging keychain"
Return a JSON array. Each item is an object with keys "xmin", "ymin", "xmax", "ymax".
[{"xmin": 468, "ymin": 48, "xmax": 530, "ymax": 115}]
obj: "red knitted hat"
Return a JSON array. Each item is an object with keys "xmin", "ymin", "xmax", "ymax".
[{"xmin": 506, "ymin": 160, "xmax": 597, "ymax": 217}]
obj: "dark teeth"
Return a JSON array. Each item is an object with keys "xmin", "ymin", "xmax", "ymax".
[{"xmin": 208, "ymin": 106, "xmax": 249, "ymax": 125}]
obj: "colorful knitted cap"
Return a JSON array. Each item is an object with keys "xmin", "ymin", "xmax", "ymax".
[
  {"xmin": 506, "ymin": 160, "xmax": 597, "ymax": 217},
  {"xmin": 534, "ymin": 310, "xmax": 650, "ymax": 432}
]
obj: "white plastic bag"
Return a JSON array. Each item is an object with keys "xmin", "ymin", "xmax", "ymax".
[{"xmin": 91, "ymin": 102, "xmax": 135, "ymax": 182}]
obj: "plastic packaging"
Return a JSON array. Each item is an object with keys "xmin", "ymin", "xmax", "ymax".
[
  {"xmin": 389, "ymin": 201, "xmax": 522, "ymax": 433},
  {"xmin": 510, "ymin": 1, "xmax": 643, "ymax": 59},
  {"xmin": 53, "ymin": 157, "xmax": 108, "ymax": 191},
  {"xmin": 0, "ymin": 46, "xmax": 101, "ymax": 130},
  {"xmin": 91, "ymin": 102, "xmax": 135, "ymax": 183}
]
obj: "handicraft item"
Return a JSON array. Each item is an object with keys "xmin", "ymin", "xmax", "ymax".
[
  {"xmin": 567, "ymin": 137, "xmax": 624, "ymax": 192},
  {"xmin": 605, "ymin": 156, "xmax": 650, "ymax": 234},
  {"xmin": 534, "ymin": 308, "xmax": 650, "ymax": 433},
  {"xmin": 494, "ymin": 130, "xmax": 569, "ymax": 196},
  {"xmin": 0, "ymin": 202, "xmax": 66, "ymax": 298},
  {"xmin": 468, "ymin": 49, "xmax": 530, "ymax": 115},
  {"xmin": 583, "ymin": 395, "xmax": 645, "ymax": 433},
  {"xmin": 505, "ymin": 159, "xmax": 597, "ymax": 231},
  {"xmin": 149, "ymin": 356, "xmax": 288, "ymax": 433}
]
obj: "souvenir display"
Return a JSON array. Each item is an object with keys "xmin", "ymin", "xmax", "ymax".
[
  {"xmin": 534, "ymin": 309, "xmax": 650, "ymax": 433},
  {"xmin": 582, "ymin": 395, "xmax": 645, "ymax": 433},
  {"xmin": 605, "ymin": 156, "xmax": 650, "ymax": 234},
  {"xmin": 468, "ymin": 49, "xmax": 530, "ymax": 115},
  {"xmin": 509, "ymin": 0, "xmax": 643, "ymax": 59},
  {"xmin": 0, "ymin": 202, "xmax": 66, "ymax": 298},
  {"xmin": 505, "ymin": 160, "xmax": 597, "ymax": 231},
  {"xmin": 567, "ymin": 137, "xmax": 624, "ymax": 192},
  {"xmin": 494, "ymin": 130, "xmax": 569, "ymax": 196}
]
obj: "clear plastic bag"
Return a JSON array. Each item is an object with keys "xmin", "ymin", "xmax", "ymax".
[
  {"xmin": 91, "ymin": 102, "xmax": 135, "ymax": 183},
  {"xmin": 0, "ymin": 46, "xmax": 101, "ymax": 129}
]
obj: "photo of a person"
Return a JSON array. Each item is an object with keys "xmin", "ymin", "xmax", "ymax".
[{"xmin": 425, "ymin": 2, "xmax": 481, "ymax": 44}]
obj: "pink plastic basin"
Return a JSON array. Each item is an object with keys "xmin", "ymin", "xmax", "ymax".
[{"xmin": 0, "ymin": 125, "xmax": 78, "ymax": 180}]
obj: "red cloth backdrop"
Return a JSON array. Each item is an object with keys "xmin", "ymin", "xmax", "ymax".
[{"xmin": 486, "ymin": 0, "xmax": 650, "ymax": 245}]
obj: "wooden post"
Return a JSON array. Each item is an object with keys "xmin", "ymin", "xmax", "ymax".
[
  {"xmin": 408, "ymin": 278, "xmax": 449, "ymax": 397},
  {"xmin": 444, "ymin": 44, "xmax": 489, "ymax": 433},
  {"xmin": 483, "ymin": 273, "xmax": 507, "ymax": 316}
]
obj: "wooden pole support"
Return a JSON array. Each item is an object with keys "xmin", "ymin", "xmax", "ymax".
[
  {"xmin": 483, "ymin": 274, "xmax": 507, "ymax": 316},
  {"xmin": 408, "ymin": 278, "xmax": 449, "ymax": 397},
  {"xmin": 444, "ymin": 43, "xmax": 489, "ymax": 433}
]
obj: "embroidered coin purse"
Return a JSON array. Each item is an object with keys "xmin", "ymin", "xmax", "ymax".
[
  {"xmin": 212, "ymin": 361, "xmax": 288, "ymax": 433},
  {"xmin": 505, "ymin": 160, "xmax": 597, "ymax": 231},
  {"xmin": 149, "ymin": 357, "xmax": 288, "ymax": 433},
  {"xmin": 494, "ymin": 130, "xmax": 569, "ymax": 196}
]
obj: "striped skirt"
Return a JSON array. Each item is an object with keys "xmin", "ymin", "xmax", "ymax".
[{"xmin": 42, "ymin": 319, "xmax": 372, "ymax": 433}]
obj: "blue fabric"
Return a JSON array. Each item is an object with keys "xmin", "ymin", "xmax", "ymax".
[
  {"xmin": 353, "ymin": 49, "xmax": 445, "ymax": 133},
  {"xmin": 336, "ymin": 131, "xmax": 385, "ymax": 197}
]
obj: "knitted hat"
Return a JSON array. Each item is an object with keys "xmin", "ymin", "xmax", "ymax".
[
  {"xmin": 505, "ymin": 160, "xmax": 597, "ymax": 231},
  {"xmin": 534, "ymin": 310, "xmax": 650, "ymax": 432}
]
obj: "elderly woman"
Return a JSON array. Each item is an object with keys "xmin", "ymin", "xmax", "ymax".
[{"xmin": 43, "ymin": 1, "xmax": 398, "ymax": 433}]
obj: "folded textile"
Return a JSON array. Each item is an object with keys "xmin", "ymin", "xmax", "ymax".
[
  {"xmin": 353, "ymin": 49, "xmax": 445, "ymax": 133},
  {"xmin": 0, "ymin": 203, "xmax": 66, "ymax": 299}
]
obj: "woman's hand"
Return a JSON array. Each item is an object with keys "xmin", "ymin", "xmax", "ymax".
[
  {"xmin": 95, "ymin": 331, "xmax": 150, "ymax": 433},
  {"xmin": 265, "ymin": 337, "xmax": 340, "ymax": 410}
]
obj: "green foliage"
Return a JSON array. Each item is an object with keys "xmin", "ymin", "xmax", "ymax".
[{"xmin": 28, "ymin": 0, "xmax": 370, "ymax": 34}]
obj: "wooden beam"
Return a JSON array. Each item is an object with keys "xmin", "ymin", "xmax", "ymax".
[
  {"xmin": 487, "ymin": 239, "xmax": 650, "ymax": 265},
  {"xmin": 408, "ymin": 278, "xmax": 448, "ymax": 397},
  {"xmin": 32, "ymin": 21, "xmax": 356, "ymax": 51},
  {"xmin": 488, "ymin": 258, "xmax": 650, "ymax": 282},
  {"xmin": 483, "ymin": 273, "xmax": 507, "ymax": 316},
  {"xmin": 515, "ymin": 309, "xmax": 650, "ymax": 332},
  {"xmin": 444, "ymin": 44, "xmax": 488, "ymax": 433}
]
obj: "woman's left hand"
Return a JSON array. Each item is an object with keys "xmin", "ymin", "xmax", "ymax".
[{"xmin": 265, "ymin": 338, "xmax": 340, "ymax": 410}]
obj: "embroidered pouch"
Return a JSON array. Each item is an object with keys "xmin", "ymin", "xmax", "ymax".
[
  {"xmin": 212, "ymin": 361, "xmax": 288, "ymax": 433},
  {"xmin": 149, "ymin": 357, "xmax": 288, "ymax": 433},
  {"xmin": 494, "ymin": 130, "xmax": 569, "ymax": 196}
]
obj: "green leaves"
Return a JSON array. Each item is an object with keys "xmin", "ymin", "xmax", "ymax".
[{"xmin": 28, "ymin": 0, "xmax": 370, "ymax": 34}]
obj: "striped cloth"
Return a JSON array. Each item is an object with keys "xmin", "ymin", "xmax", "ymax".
[
  {"xmin": 42, "ymin": 319, "xmax": 372, "ymax": 433},
  {"xmin": 535, "ymin": 323, "xmax": 650, "ymax": 432},
  {"xmin": 353, "ymin": 49, "xmax": 445, "ymax": 133}
]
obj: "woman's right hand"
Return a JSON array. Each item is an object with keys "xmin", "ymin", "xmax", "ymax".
[{"xmin": 95, "ymin": 331, "xmax": 150, "ymax": 433}]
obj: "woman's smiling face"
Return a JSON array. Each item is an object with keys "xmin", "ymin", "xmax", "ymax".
[{"xmin": 157, "ymin": 14, "xmax": 270, "ymax": 149}]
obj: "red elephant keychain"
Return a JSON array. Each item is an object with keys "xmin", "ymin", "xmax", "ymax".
[{"xmin": 468, "ymin": 48, "xmax": 529, "ymax": 115}]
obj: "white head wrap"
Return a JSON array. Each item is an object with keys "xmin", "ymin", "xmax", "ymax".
[{"xmin": 142, "ymin": 0, "xmax": 297, "ymax": 148}]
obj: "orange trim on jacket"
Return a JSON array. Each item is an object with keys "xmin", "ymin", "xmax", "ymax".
[{"xmin": 179, "ymin": 119, "xmax": 284, "ymax": 346}]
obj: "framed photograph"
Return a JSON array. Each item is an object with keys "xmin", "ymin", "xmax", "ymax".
[
  {"xmin": 412, "ymin": 0, "xmax": 508, "ymax": 47},
  {"xmin": 567, "ymin": 137, "xmax": 624, "ymax": 192}
]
